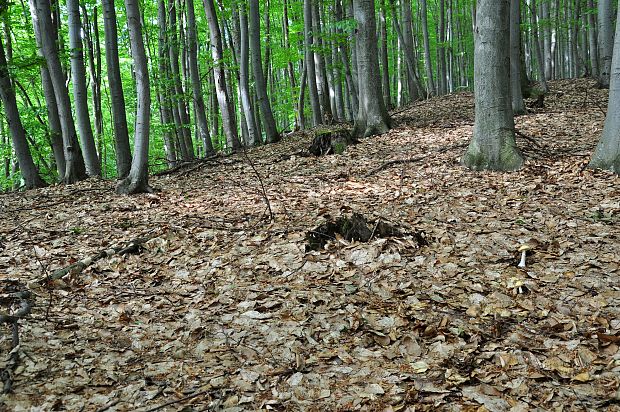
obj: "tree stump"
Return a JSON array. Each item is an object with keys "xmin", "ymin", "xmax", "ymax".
[{"xmin": 308, "ymin": 129, "xmax": 356, "ymax": 156}]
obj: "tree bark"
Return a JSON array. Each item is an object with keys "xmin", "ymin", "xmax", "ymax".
[
  {"xmin": 597, "ymin": 0, "xmax": 613, "ymax": 88},
  {"xmin": 30, "ymin": 0, "xmax": 86, "ymax": 184},
  {"xmin": 238, "ymin": 2, "xmax": 259, "ymax": 145},
  {"xmin": 67, "ymin": 0, "xmax": 100, "ymax": 177},
  {"xmin": 0, "ymin": 36, "xmax": 46, "ymax": 189},
  {"xmin": 463, "ymin": 0, "xmax": 523, "ymax": 171},
  {"xmin": 186, "ymin": 0, "xmax": 214, "ymax": 155},
  {"xmin": 589, "ymin": 4, "xmax": 620, "ymax": 173},
  {"xmin": 420, "ymin": 0, "xmax": 435, "ymax": 96},
  {"xmin": 202, "ymin": 0, "xmax": 240, "ymax": 151},
  {"xmin": 116, "ymin": 0, "xmax": 151, "ymax": 194},
  {"xmin": 587, "ymin": 0, "xmax": 599, "ymax": 77},
  {"xmin": 378, "ymin": 0, "xmax": 392, "ymax": 110},
  {"xmin": 249, "ymin": 0, "xmax": 280, "ymax": 143},
  {"xmin": 510, "ymin": 0, "xmax": 526, "ymax": 114},
  {"xmin": 101, "ymin": 0, "xmax": 131, "ymax": 178},
  {"xmin": 304, "ymin": 0, "xmax": 323, "ymax": 125},
  {"xmin": 352, "ymin": 0, "xmax": 391, "ymax": 138}
]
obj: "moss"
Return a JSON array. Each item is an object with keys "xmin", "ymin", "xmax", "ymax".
[{"xmin": 463, "ymin": 140, "xmax": 523, "ymax": 171}]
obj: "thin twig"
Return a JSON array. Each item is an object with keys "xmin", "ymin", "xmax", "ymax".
[
  {"xmin": 366, "ymin": 143, "xmax": 468, "ymax": 176},
  {"xmin": 143, "ymin": 389, "xmax": 215, "ymax": 412}
]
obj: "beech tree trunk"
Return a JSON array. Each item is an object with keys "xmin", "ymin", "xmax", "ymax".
[
  {"xmin": 203, "ymin": 0, "xmax": 240, "ymax": 151},
  {"xmin": 510, "ymin": 0, "xmax": 526, "ymax": 114},
  {"xmin": 420, "ymin": 0, "xmax": 435, "ymax": 96},
  {"xmin": 67, "ymin": 0, "xmax": 100, "ymax": 177},
  {"xmin": 101, "ymin": 0, "xmax": 131, "ymax": 178},
  {"xmin": 352, "ymin": 0, "xmax": 391, "ymax": 138},
  {"xmin": 28, "ymin": 5, "xmax": 64, "ymax": 176},
  {"xmin": 238, "ymin": 2, "xmax": 259, "ymax": 145},
  {"xmin": 597, "ymin": 0, "xmax": 613, "ymax": 88},
  {"xmin": 589, "ymin": 4, "xmax": 620, "ymax": 173},
  {"xmin": 0, "ymin": 36, "xmax": 46, "ymax": 189},
  {"xmin": 587, "ymin": 0, "xmax": 599, "ymax": 77},
  {"xmin": 249, "ymin": 0, "xmax": 279, "ymax": 143},
  {"xmin": 463, "ymin": 0, "xmax": 523, "ymax": 171},
  {"xmin": 304, "ymin": 0, "xmax": 322, "ymax": 126},
  {"xmin": 30, "ymin": 0, "xmax": 86, "ymax": 184},
  {"xmin": 116, "ymin": 0, "xmax": 151, "ymax": 194},
  {"xmin": 186, "ymin": 0, "xmax": 213, "ymax": 155}
]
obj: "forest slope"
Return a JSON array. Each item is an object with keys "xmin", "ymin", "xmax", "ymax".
[{"xmin": 1, "ymin": 79, "xmax": 619, "ymax": 411}]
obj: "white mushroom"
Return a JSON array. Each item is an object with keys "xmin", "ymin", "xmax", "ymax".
[{"xmin": 517, "ymin": 239, "xmax": 539, "ymax": 268}]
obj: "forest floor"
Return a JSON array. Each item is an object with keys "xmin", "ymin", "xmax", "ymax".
[{"xmin": 1, "ymin": 78, "xmax": 619, "ymax": 411}]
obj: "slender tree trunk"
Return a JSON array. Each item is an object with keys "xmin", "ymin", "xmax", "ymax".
[
  {"xmin": 249, "ymin": 0, "xmax": 280, "ymax": 143},
  {"xmin": 541, "ymin": 1, "xmax": 554, "ymax": 80},
  {"xmin": 168, "ymin": 0, "xmax": 194, "ymax": 158},
  {"xmin": 102, "ymin": 0, "xmax": 132, "ymax": 178},
  {"xmin": 463, "ymin": 0, "xmax": 523, "ymax": 171},
  {"xmin": 203, "ymin": 0, "xmax": 240, "ymax": 150},
  {"xmin": 510, "ymin": 0, "xmax": 526, "ymax": 114},
  {"xmin": 0, "ymin": 37, "xmax": 46, "ymax": 188},
  {"xmin": 335, "ymin": 0, "xmax": 358, "ymax": 117},
  {"xmin": 379, "ymin": 0, "xmax": 392, "ymax": 110},
  {"xmin": 81, "ymin": 5, "xmax": 103, "ymax": 173},
  {"xmin": 420, "ymin": 0, "xmax": 435, "ymax": 96},
  {"xmin": 528, "ymin": 0, "xmax": 549, "ymax": 91},
  {"xmin": 589, "ymin": 4, "xmax": 620, "ymax": 173},
  {"xmin": 30, "ymin": 0, "xmax": 86, "ymax": 184},
  {"xmin": 186, "ymin": 0, "xmax": 214, "ymax": 155},
  {"xmin": 27, "ymin": 7, "xmax": 64, "ymax": 176},
  {"xmin": 352, "ymin": 0, "xmax": 391, "ymax": 138},
  {"xmin": 438, "ymin": 0, "xmax": 447, "ymax": 95},
  {"xmin": 587, "ymin": 0, "xmax": 599, "ymax": 77},
  {"xmin": 117, "ymin": 0, "xmax": 151, "ymax": 194},
  {"xmin": 388, "ymin": 0, "xmax": 420, "ymax": 101},
  {"xmin": 238, "ymin": 2, "xmax": 259, "ymax": 145},
  {"xmin": 312, "ymin": 0, "xmax": 332, "ymax": 122},
  {"xmin": 597, "ymin": 0, "xmax": 613, "ymax": 88},
  {"xmin": 304, "ymin": 0, "xmax": 322, "ymax": 125},
  {"xmin": 67, "ymin": 0, "xmax": 100, "ymax": 176}
]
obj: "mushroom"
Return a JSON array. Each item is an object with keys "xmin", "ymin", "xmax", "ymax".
[{"xmin": 517, "ymin": 239, "xmax": 539, "ymax": 268}]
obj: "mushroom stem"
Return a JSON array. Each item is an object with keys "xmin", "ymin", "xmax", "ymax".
[{"xmin": 518, "ymin": 250, "xmax": 527, "ymax": 268}]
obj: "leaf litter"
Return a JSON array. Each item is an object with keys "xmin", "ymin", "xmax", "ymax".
[{"xmin": 0, "ymin": 79, "xmax": 619, "ymax": 411}]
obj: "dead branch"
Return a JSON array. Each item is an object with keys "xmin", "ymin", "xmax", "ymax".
[
  {"xmin": 366, "ymin": 143, "xmax": 468, "ymax": 176},
  {"xmin": 35, "ymin": 230, "xmax": 161, "ymax": 285}
]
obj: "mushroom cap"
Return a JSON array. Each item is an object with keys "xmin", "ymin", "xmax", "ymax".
[{"xmin": 518, "ymin": 239, "xmax": 540, "ymax": 252}]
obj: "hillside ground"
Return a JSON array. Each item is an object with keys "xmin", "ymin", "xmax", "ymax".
[{"xmin": 1, "ymin": 79, "xmax": 619, "ymax": 411}]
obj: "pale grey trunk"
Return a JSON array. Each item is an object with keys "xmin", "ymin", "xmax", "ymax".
[
  {"xmin": 0, "ymin": 37, "xmax": 46, "ymax": 189},
  {"xmin": 157, "ymin": 0, "xmax": 178, "ymax": 166},
  {"xmin": 297, "ymin": 60, "xmax": 307, "ymax": 129},
  {"xmin": 528, "ymin": 0, "xmax": 549, "ymax": 91},
  {"xmin": 335, "ymin": 0, "xmax": 358, "ymax": 117},
  {"xmin": 352, "ymin": 0, "xmax": 391, "ymax": 138},
  {"xmin": 249, "ymin": 0, "xmax": 279, "ymax": 143},
  {"xmin": 186, "ymin": 0, "xmax": 213, "ymax": 155},
  {"xmin": 203, "ymin": 0, "xmax": 240, "ymax": 150},
  {"xmin": 541, "ymin": 2, "xmax": 553, "ymax": 79},
  {"xmin": 30, "ymin": 0, "xmax": 86, "ymax": 184},
  {"xmin": 168, "ymin": 0, "xmax": 194, "ymax": 158},
  {"xmin": 331, "ymin": 33, "xmax": 345, "ymax": 120},
  {"xmin": 379, "ymin": 0, "xmax": 391, "ymax": 110},
  {"xmin": 239, "ymin": 3, "xmax": 259, "ymax": 145},
  {"xmin": 463, "ymin": 0, "xmax": 523, "ymax": 172},
  {"xmin": 116, "ymin": 0, "xmax": 151, "ymax": 194},
  {"xmin": 510, "ymin": 0, "xmax": 525, "ymax": 114},
  {"xmin": 29, "ymin": 7, "xmax": 64, "ymax": 176},
  {"xmin": 312, "ymin": 0, "xmax": 332, "ymax": 121},
  {"xmin": 597, "ymin": 0, "xmax": 613, "ymax": 88},
  {"xmin": 102, "ymin": 0, "xmax": 131, "ymax": 178},
  {"xmin": 67, "ymin": 0, "xmax": 99, "ymax": 177},
  {"xmin": 438, "ymin": 0, "xmax": 447, "ymax": 95},
  {"xmin": 420, "ymin": 0, "xmax": 435, "ymax": 96},
  {"xmin": 587, "ymin": 0, "xmax": 599, "ymax": 77},
  {"xmin": 589, "ymin": 5, "xmax": 620, "ymax": 173},
  {"xmin": 388, "ymin": 0, "xmax": 420, "ymax": 101},
  {"xmin": 303, "ymin": 0, "xmax": 322, "ymax": 125}
]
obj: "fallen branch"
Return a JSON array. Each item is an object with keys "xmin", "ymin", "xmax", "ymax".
[
  {"xmin": 366, "ymin": 143, "xmax": 468, "ymax": 176},
  {"xmin": 36, "ymin": 229, "xmax": 160, "ymax": 285},
  {"xmin": 0, "ymin": 281, "xmax": 33, "ymax": 393}
]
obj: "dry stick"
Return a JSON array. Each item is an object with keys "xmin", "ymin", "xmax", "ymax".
[
  {"xmin": 35, "ymin": 229, "xmax": 160, "ymax": 285},
  {"xmin": 240, "ymin": 146, "xmax": 274, "ymax": 222},
  {"xmin": 366, "ymin": 142, "xmax": 468, "ymax": 176},
  {"xmin": 144, "ymin": 389, "xmax": 215, "ymax": 412}
]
